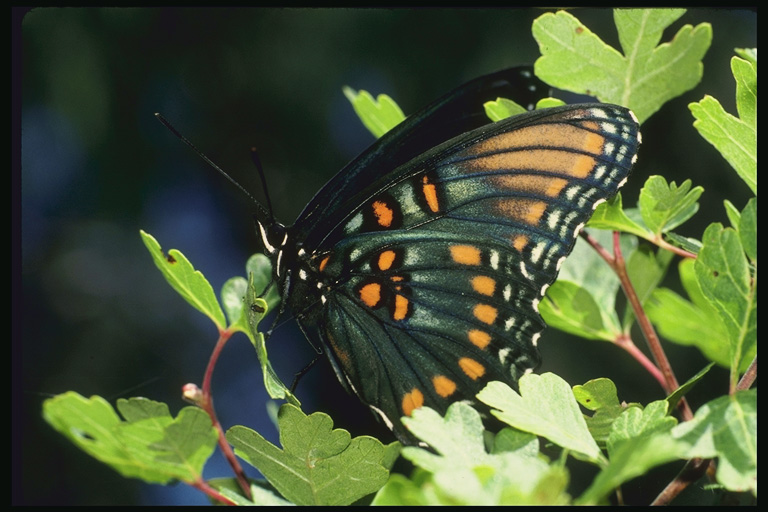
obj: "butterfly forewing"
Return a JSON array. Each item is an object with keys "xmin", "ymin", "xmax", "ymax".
[{"xmin": 294, "ymin": 68, "xmax": 549, "ymax": 249}]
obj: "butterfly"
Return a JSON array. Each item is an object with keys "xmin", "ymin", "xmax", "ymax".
[{"xmin": 256, "ymin": 67, "xmax": 640, "ymax": 443}]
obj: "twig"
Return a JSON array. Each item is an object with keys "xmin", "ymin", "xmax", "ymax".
[{"xmin": 199, "ymin": 329, "xmax": 253, "ymax": 500}]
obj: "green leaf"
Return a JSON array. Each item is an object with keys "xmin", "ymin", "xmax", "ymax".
[
  {"xmin": 690, "ymin": 55, "xmax": 757, "ymax": 197},
  {"xmin": 140, "ymin": 230, "xmax": 226, "ymax": 330},
  {"xmin": 243, "ymin": 274, "xmax": 299, "ymax": 405},
  {"xmin": 540, "ymin": 281, "xmax": 616, "ymax": 341},
  {"xmin": 689, "ymin": 95, "xmax": 757, "ymax": 195},
  {"xmin": 663, "ymin": 232, "xmax": 702, "ymax": 255},
  {"xmin": 535, "ymin": 97, "xmax": 566, "ymax": 109},
  {"xmin": 401, "ymin": 403, "xmax": 489, "ymax": 471},
  {"xmin": 625, "ymin": 245, "xmax": 673, "ymax": 308},
  {"xmin": 606, "ymin": 400, "xmax": 677, "ymax": 455},
  {"xmin": 541, "ymin": 230, "xmax": 635, "ymax": 341},
  {"xmin": 622, "ymin": 245, "xmax": 675, "ymax": 334},
  {"xmin": 588, "ymin": 193, "xmax": 650, "ymax": 239},
  {"xmin": 42, "ymin": 393, "xmax": 217, "ymax": 484},
  {"xmin": 578, "ymin": 401, "xmax": 683, "ymax": 504},
  {"xmin": 672, "ymin": 390, "xmax": 757, "ymax": 495},
  {"xmin": 224, "ymin": 254, "xmax": 280, "ymax": 337},
  {"xmin": 724, "ymin": 199, "xmax": 741, "ymax": 229},
  {"xmin": 645, "ymin": 287, "xmax": 730, "ymax": 367},
  {"xmin": 221, "ymin": 276, "xmax": 247, "ymax": 327},
  {"xmin": 392, "ymin": 403, "xmax": 570, "ymax": 505},
  {"xmin": 738, "ymin": 198, "xmax": 756, "ymax": 263},
  {"xmin": 732, "ymin": 56, "xmax": 757, "ymax": 129},
  {"xmin": 484, "ymin": 97, "xmax": 528, "ymax": 122},
  {"xmin": 212, "ymin": 479, "xmax": 294, "ymax": 506},
  {"xmin": 735, "ymin": 47, "xmax": 757, "ymax": 66},
  {"xmin": 533, "ymin": 9, "xmax": 711, "ymax": 122},
  {"xmin": 372, "ymin": 472, "xmax": 438, "ymax": 506},
  {"xmin": 478, "ymin": 374, "xmax": 605, "ymax": 465},
  {"xmin": 246, "ymin": 253, "xmax": 281, "ymax": 312},
  {"xmin": 694, "ymin": 224, "xmax": 757, "ymax": 387},
  {"xmin": 222, "ymin": 486, "xmax": 291, "ymax": 506},
  {"xmin": 227, "ymin": 404, "xmax": 391, "ymax": 506},
  {"xmin": 638, "ymin": 176, "xmax": 703, "ymax": 234},
  {"xmin": 343, "ymin": 87, "xmax": 406, "ymax": 139},
  {"xmin": 573, "ymin": 378, "xmax": 620, "ymax": 412},
  {"xmin": 490, "ymin": 428, "xmax": 540, "ymax": 457},
  {"xmin": 573, "ymin": 378, "xmax": 632, "ymax": 447},
  {"xmin": 665, "ymin": 362, "xmax": 715, "ymax": 411}
]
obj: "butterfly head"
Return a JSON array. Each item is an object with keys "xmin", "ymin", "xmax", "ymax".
[{"xmin": 256, "ymin": 217, "xmax": 292, "ymax": 279}]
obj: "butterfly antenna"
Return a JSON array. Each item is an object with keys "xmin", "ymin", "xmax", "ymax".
[
  {"xmin": 154, "ymin": 113, "xmax": 271, "ymax": 221},
  {"xmin": 249, "ymin": 149, "xmax": 278, "ymax": 225}
]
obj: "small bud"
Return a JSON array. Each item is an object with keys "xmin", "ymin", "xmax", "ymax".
[{"xmin": 182, "ymin": 383, "xmax": 203, "ymax": 405}]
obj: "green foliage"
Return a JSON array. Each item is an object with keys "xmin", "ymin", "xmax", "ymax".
[
  {"xmin": 689, "ymin": 54, "xmax": 757, "ymax": 194},
  {"xmin": 227, "ymin": 405, "xmax": 394, "ymax": 506},
  {"xmin": 44, "ymin": 9, "xmax": 755, "ymax": 506},
  {"xmin": 140, "ymin": 230, "xmax": 227, "ymax": 330},
  {"xmin": 573, "ymin": 378, "xmax": 636, "ymax": 447},
  {"xmin": 533, "ymin": 9, "xmax": 711, "ymax": 122},
  {"xmin": 343, "ymin": 87, "xmax": 406, "ymax": 138},
  {"xmin": 672, "ymin": 390, "xmax": 757, "ymax": 495},
  {"xmin": 477, "ymin": 374, "xmax": 605, "ymax": 465},
  {"xmin": 539, "ymin": 230, "xmax": 633, "ymax": 341},
  {"xmin": 42, "ymin": 393, "xmax": 218, "ymax": 484},
  {"xmin": 694, "ymin": 222, "xmax": 757, "ymax": 387},
  {"xmin": 374, "ymin": 402, "xmax": 571, "ymax": 505}
]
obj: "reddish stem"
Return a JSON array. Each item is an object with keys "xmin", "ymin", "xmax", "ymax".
[
  {"xmin": 191, "ymin": 477, "xmax": 238, "ymax": 506},
  {"xmin": 653, "ymin": 235, "xmax": 698, "ymax": 260},
  {"xmin": 736, "ymin": 357, "xmax": 757, "ymax": 392},
  {"xmin": 651, "ymin": 458, "xmax": 712, "ymax": 505},
  {"xmin": 581, "ymin": 231, "xmax": 693, "ymax": 421},
  {"xmin": 614, "ymin": 332, "xmax": 666, "ymax": 389},
  {"xmin": 198, "ymin": 329, "xmax": 252, "ymax": 500}
]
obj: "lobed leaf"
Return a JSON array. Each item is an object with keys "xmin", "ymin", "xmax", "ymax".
[
  {"xmin": 42, "ymin": 393, "xmax": 217, "ymax": 484},
  {"xmin": 140, "ymin": 230, "xmax": 226, "ymax": 330},
  {"xmin": 227, "ymin": 404, "xmax": 391, "ymax": 506}
]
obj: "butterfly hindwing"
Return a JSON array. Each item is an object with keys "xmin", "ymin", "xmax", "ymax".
[{"xmin": 278, "ymin": 102, "xmax": 639, "ymax": 441}]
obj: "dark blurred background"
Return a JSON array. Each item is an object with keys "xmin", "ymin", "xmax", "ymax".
[{"xmin": 14, "ymin": 8, "xmax": 755, "ymax": 506}]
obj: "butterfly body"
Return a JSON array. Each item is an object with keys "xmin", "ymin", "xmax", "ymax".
[{"xmin": 258, "ymin": 69, "xmax": 640, "ymax": 441}]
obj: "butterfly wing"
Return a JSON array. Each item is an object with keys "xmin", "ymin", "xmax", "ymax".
[
  {"xmin": 284, "ymin": 102, "xmax": 640, "ymax": 441},
  {"xmin": 294, "ymin": 67, "xmax": 549, "ymax": 248}
]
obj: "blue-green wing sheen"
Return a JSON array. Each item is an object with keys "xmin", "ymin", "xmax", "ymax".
[{"xmin": 272, "ymin": 103, "xmax": 639, "ymax": 440}]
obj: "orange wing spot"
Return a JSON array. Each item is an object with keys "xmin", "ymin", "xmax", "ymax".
[
  {"xmin": 468, "ymin": 329, "xmax": 492, "ymax": 349},
  {"xmin": 359, "ymin": 282, "xmax": 381, "ymax": 308},
  {"xmin": 393, "ymin": 294, "xmax": 410, "ymax": 321},
  {"xmin": 450, "ymin": 245, "xmax": 481, "ymax": 265},
  {"xmin": 494, "ymin": 175, "xmax": 568, "ymax": 198},
  {"xmin": 471, "ymin": 275, "xmax": 496, "ymax": 296},
  {"xmin": 390, "ymin": 275, "xmax": 404, "ymax": 282},
  {"xmin": 512, "ymin": 234, "xmax": 529, "ymax": 251},
  {"xmin": 432, "ymin": 375, "xmax": 457, "ymax": 397},
  {"xmin": 581, "ymin": 123, "xmax": 604, "ymax": 154},
  {"xmin": 459, "ymin": 357, "xmax": 486, "ymax": 380},
  {"xmin": 318, "ymin": 255, "xmax": 330, "ymax": 272},
  {"xmin": 402, "ymin": 388, "xmax": 424, "ymax": 416},
  {"xmin": 473, "ymin": 304, "xmax": 498, "ymax": 325},
  {"xmin": 572, "ymin": 154, "xmax": 597, "ymax": 177},
  {"xmin": 421, "ymin": 175, "xmax": 440, "ymax": 213},
  {"xmin": 496, "ymin": 199, "xmax": 547, "ymax": 225},
  {"xmin": 372, "ymin": 200, "xmax": 394, "ymax": 228},
  {"xmin": 467, "ymin": 124, "xmax": 602, "ymax": 154},
  {"xmin": 378, "ymin": 250, "xmax": 397, "ymax": 271}
]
